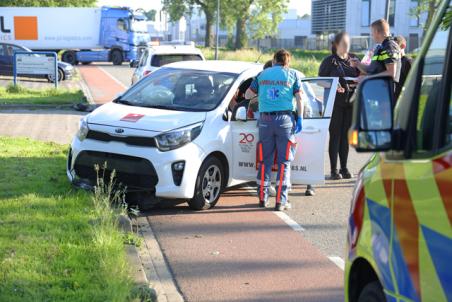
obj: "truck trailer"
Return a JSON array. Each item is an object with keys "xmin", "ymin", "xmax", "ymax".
[{"xmin": 0, "ymin": 6, "xmax": 150, "ymax": 65}]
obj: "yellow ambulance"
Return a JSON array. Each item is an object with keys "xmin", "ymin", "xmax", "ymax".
[{"xmin": 345, "ymin": 1, "xmax": 452, "ymax": 301}]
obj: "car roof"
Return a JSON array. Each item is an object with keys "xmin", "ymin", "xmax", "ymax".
[
  {"xmin": 148, "ymin": 45, "xmax": 203, "ymax": 55},
  {"xmin": 163, "ymin": 60, "xmax": 263, "ymax": 74}
]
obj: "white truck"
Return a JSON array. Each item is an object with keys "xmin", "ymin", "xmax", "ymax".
[{"xmin": 0, "ymin": 6, "xmax": 150, "ymax": 65}]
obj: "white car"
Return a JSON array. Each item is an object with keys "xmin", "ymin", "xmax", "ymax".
[
  {"xmin": 67, "ymin": 61, "xmax": 338, "ymax": 210},
  {"xmin": 131, "ymin": 45, "xmax": 205, "ymax": 85}
]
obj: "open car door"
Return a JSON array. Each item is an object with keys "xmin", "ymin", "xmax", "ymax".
[{"xmin": 231, "ymin": 77, "xmax": 339, "ymax": 185}]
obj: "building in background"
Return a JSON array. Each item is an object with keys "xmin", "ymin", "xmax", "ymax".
[{"xmin": 311, "ymin": 0, "xmax": 425, "ymax": 51}]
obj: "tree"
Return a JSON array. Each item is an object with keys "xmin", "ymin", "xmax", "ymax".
[
  {"xmin": 162, "ymin": 0, "xmax": 217, "ymax": 47},
  {"xmin": 222, "ymin": 0, "xmax": 288, "ymax": 49},
  {"xmin": 0, "ymin": 0, "xmax": 96, "ymax": 6},
  {"xmin": 410, "ymin": 0, "xmax": 442, "ymax": 33},
  {"xmin": 144, "ymin": 9, "xmax": 157, "ymax": 22}
]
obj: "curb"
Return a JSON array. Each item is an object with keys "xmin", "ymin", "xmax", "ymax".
[
  {"xmin": 136, "ymin": 216, "xmax": 185, "ymax": 302},
  {"xmin": 118, "ymin": 214, "xmax": 158, "ymax": 302},
  {"xmin": 77, "ymin": 67, "xmax": 95, "ymax": 105},
  {"xmin": 0, "ymin": 104, "xmax": 77, "ymax": 110}
]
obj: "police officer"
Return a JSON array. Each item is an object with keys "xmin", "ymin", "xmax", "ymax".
[
  {"xmin": 351, "ymin": 19, "xmax": 401, "ymax": 89},
  {"xmin": 245, "ymin": 49, "xmax": 303, "ymax": 211}
]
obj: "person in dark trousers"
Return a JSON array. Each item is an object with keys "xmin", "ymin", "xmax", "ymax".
[
  {"xmin": 319, "ymin": 32, "xmax": 360, "ymax": 180},
  {"xmin": 350, "ymin": 19, "xmax": 401, "ymax": 87},
  {"xmin": 245, "ymin": 49, "xmax": 303, "ymax": 211},
  {"xmin": 394, "ymin": 35, "xmax": 413, "ymax": 100}
]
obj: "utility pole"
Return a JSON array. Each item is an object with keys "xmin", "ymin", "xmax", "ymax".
[
  {"xmin": 385, "ymin": 0, "xmax": 391, "ymax": 21},
  {"xmin": 215, "ymin": 0, "xmax": 220, "ymax": 60}
]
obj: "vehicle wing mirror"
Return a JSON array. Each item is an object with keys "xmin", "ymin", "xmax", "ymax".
[
  {"xmin": 349, "ymin": 76, "xmax": 394, "ymax": 152},
  {"xmin": 129, "ymin": 60, "xmax": 139, "ymax": 68},
  {"xmin": 235, "ymin": 106, "xmax": 247, "ymax": 122}
]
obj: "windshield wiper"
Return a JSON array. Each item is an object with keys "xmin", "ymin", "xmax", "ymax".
[{"xmin": 114, "ymin": 99, "xmax": 135, "ymax": 106}]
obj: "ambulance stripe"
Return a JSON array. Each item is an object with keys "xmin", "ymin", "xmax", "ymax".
[
  {"xmin": 260, "ymin": 164, "xmax": 265, "ymax": 201},
  {"xmin": 433, "ymin": 154, "xmax": 452, "ymax": 224},
  {"xmin": 393, "ymin": 168, "xmax": 421, "ymax": 300},
  {"xmin": 421, "ymin": 226, "xmax": 452, "ymax": 301}
]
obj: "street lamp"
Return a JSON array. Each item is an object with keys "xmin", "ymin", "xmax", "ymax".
[
  {"xmin": 385, "ymin": 0, "xmax": 391, "ymax": 21},
  {"xmin": 215, "ymin": 0, "xmax": 220, "ymax": 60}
]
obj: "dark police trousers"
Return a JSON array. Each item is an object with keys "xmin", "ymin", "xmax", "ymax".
[{"xmin": 257, "ymin": 112, "xmax": 297, "ymax": 205}]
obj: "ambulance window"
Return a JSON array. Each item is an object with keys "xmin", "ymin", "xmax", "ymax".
[{"xmin": 416, "ymin": 7, "xmax": 451, "ymax": 152}]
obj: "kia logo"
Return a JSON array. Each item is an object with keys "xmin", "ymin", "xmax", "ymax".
[{"xmin": 115, "ymin": 128, "xmax": 124, "ymax": 134}]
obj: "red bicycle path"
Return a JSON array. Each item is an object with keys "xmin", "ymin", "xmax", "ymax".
[
  {"xmin": 146, "ymin": 186, "xmax": 344, "ymax": 302},
  {"xmin": 78, "ymin": 65, "xmax": 126, "ymax": 104}
]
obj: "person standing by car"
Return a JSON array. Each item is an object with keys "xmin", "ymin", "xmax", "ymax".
[
  {"xmin": 319, "ymin": 32, "xmax": 360, "ymax": 180},
  {"xmin": 245, "ymin": 49, "xmax": 303, "ymax": 211},
  {"xmin": 350, "ymin": 19, "xmax": 401, "ymax": 89},
  {"xmin": 393, "ymin": 35, "xmax": 413, "ymax": 100}
]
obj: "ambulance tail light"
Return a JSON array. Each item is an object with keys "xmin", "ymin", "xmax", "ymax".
[{"xmin": 348, "ymin": 174, "xmax": 365, "ymax": 250}]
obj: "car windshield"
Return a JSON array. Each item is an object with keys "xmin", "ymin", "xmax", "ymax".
[
  {"xmin": 130, "ymin": 19, "xmax": 148, "ymax": 33},
  {"xmin": 117, "ymin": 67, "xmax": 237, "ymax": 111}
]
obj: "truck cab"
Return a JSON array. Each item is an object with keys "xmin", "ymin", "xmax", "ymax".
[
  {"xmin": 62, "ymin": 7, "xmax": 150, "ymax": 66},
  {"xmin": 345, "ymin": 1, "xmax": 452, "ymax": 301}
]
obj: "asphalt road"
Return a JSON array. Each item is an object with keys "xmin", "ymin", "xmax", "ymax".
[{"xmin": 98, "ymin": 64, "xmax": 371, "ymax": 259}]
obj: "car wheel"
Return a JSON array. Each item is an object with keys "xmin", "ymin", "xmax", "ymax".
[
  {"xmin": 47, "ymin": 68, "xmax": 64, "ymax": 83},
  {"xmin": 189, "ymin": 157, "xmax": 224, "ymax": 210},
  {"xmin": 111, "ymin": 50, "xmax": 123, "ymax": 65},
  {"xmin": 62, "ymin": 51, "xmax": 78, "ymax": 65},
  {"xmin": 358, "ymin": 281, "xmax": 386, "ymax": 302}
]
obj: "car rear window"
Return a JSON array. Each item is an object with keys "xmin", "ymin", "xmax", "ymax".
[{"xmin": 151, "ymin": 54, "xmax": 203, "ymax": 67}]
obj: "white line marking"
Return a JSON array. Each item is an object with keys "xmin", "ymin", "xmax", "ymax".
[
  {"xmin": 243, "ymin": 186, "xmax": 345, "ymax": 271},
  {"xmin": 273, "ymin": 211, "xmax": 306, "ymax": 232},
  {"xmin": 97, "ymin": 66, "xmax": 128, "ymax": 89},
  {"xmin": 328, "ymin": 256, "xmax": 345, "ymax": 271}
]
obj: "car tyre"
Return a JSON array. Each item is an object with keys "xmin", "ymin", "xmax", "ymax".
[
  {"xmin": 358, "ymin": 281, "xmax": 386, "ymax": 302},
  {"xmin": 62, "ymin": 51, "xmax": 78, "ymax": 65},
  {"xmin": 189, "ymin": 157, "xmax": 224, "ymax": 211},
  {"xmin": 47, "ymin": 68, "xmax": 64, "ymax": 83},
  {"xmin": 111, "ymin": 50, "xmax": 123, "ymax": 65}
]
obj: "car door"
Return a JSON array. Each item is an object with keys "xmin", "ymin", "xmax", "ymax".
[
  {"xmin": 231, "ymin": 77, "xmax": 339, "ymax": 185},
  {"xmin": 381, "ymin": 6, "xmax": 452, "ymax": 301}
]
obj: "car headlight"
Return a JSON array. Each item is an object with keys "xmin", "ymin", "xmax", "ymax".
[
  {"xmin": 155, "ymin": 122, "xmax": 203, "ymax": 151},
  {"xmin": 77, "ymin": 117, "xmax": 89, "ymax": 141}
]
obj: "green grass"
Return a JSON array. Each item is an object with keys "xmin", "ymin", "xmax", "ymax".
[
  {"xmin": 0, "ymin": 84, "xmax": 86, "ymax": 105},
  {"xmin": 0, "ymin": 137, "xmax": 133, "ymax": 302},
  {"xmin": 201, "ymin": 48, "xmax": 332, "ymax": 77}
]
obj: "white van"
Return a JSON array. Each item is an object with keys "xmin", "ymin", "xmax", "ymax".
[
  {"xmin": 67, "ymin": 60, "xmax": 338, "ymax": 210},
  {"xmin": 130, "ymin": 45, "xmax": 205, "ymax": 85}
]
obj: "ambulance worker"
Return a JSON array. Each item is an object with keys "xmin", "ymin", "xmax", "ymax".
[
  {"xmin": 319, "ymin": 32, "xmax": 360, "ymax": 180},
  {"xmin": 245, "ymin": 49, "xmax": 303, "ymax": 211}
]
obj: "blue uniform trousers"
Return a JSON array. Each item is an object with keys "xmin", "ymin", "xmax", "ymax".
[{"xmin": 257, "ymin": 112, "xmax": 297, "ymax": 205}]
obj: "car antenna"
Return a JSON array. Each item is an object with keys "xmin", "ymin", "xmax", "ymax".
[{"xmin": 255, "ymin": 53, "xmax": 263, "ymax": 63}]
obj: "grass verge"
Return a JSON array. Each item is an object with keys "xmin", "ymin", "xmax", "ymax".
[
  {"xmin": 0, "ymin": 137, "xmax": 133, "ymax": 302},
  {"xmin": 201, "ymin": 48, "xmax": 331, "ymax": 77},
  {"xmin": 0, "ymin": 84, "xmax": 86, "ymax": 105}
]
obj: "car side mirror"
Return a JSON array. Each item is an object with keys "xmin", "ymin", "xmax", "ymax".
[
  {"xmin": 129, "ymin": 60, "xmax": 139, "ymax": 68},
  {"xmin": 235, "ymin": 106, "xmax": 247, "ymax": 122},
  {"xmin": 349, "ymin": 76, "xmax": 394, "ymax": 152}
]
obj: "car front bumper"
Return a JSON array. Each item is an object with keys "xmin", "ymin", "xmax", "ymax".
[{"xmin": 67, "ymin": 136, "xmax": 205, "ymax": 199}]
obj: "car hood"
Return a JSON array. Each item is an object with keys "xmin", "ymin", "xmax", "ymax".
[{"xmin": 87, "ymin": 102, "xmax": 206, "ymax": 133}]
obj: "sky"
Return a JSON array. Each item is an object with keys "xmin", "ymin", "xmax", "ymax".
[{"xmin": 96, "ymin": 0, "xmax": 312, "ymax": 16}]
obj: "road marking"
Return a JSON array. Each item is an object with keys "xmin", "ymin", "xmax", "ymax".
[
  {"xmin": 243, "ymin": 185, "xmax": 345, "ymax": 271},
  {"xmin": 97, "ymin": 66, "xmax": 128, "ymax": 90},
  {"xmin": 273, "ymin": 211, "xmax": 306, "ymax": 232},
  {"xmin": 328, "ymin": 256, "xmax": 345, "ymax": 271}
]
